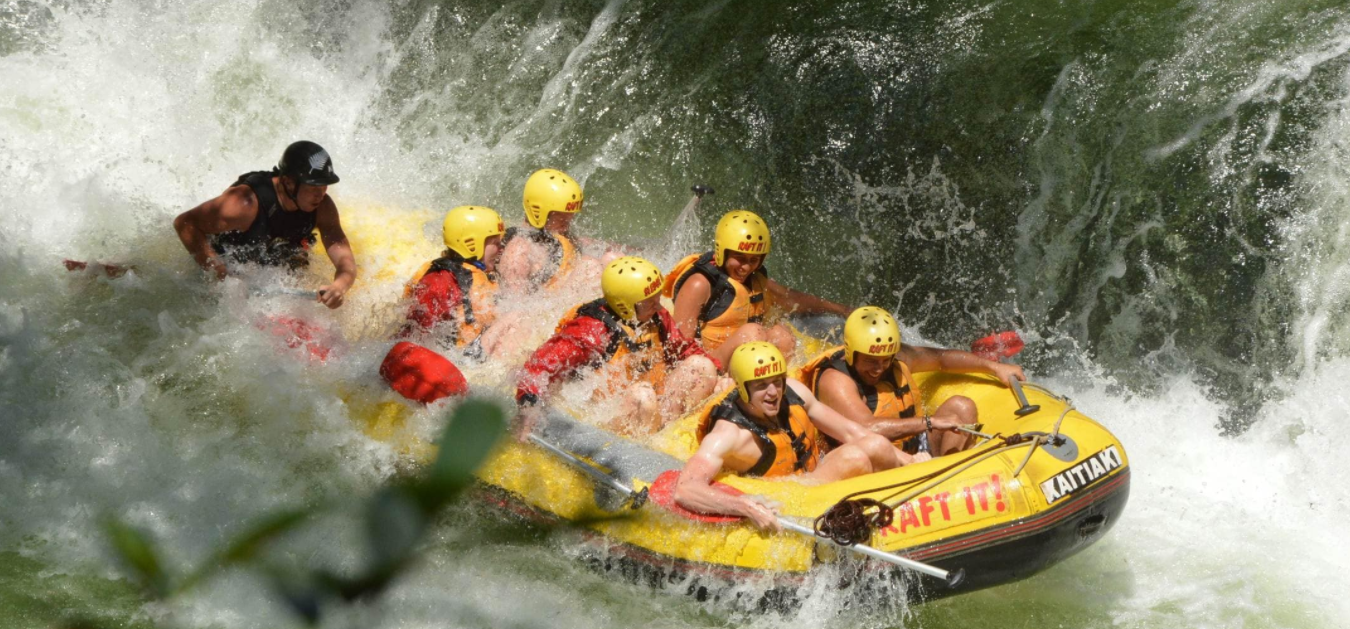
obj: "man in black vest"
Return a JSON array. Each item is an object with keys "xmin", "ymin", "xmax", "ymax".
[{"xmin": 173, "ymin": 141, "xmax": 357, "ymax": 309}]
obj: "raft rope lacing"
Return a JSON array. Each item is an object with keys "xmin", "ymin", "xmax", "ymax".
[{"xmin": 812, "ymin": 383, "xmax": 1077, "ymax": 547}]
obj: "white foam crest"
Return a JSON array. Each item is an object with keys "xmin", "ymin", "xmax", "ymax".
[
  {"xmin": 1147, "ymin": 7, "xmax": 1350, "ymax": 161},
  {"xmin": 1034, "ymin": 368, "xmax": 1350, "ymax": 628},
  {"xmin": 1277, "ymin": 59, "xmax": 1350, "ymax": 373},
  {"xmin": 0, "ymin": 0, "xmax": 422, "ymax": 265}
]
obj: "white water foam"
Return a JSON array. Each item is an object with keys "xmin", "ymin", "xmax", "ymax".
[{"xmin": 3, "ymin": 2, "xmax": 1350, "ymax": 629}]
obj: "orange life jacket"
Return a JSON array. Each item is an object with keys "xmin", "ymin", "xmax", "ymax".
[
  {"xmin": 799, "ymin": 345, "xmax": 921, "ymax": 446},
  {"xmin": 406, "ymin": 250, "xmax": 497, "ymax": 350},
  {"xmin": 695, "ymin": 388, "xmax": 819, "ymax": 477},
  {"xmin": 663, "ymin": 251, "xmax": 770, "ymax": 350},
  {"xmin": 503, "ymin": 226, "xmax": 579, "ymax": 290},
  {"xmin": 556, "ymin": 298, "xmax": 670, "ymax": 394}
]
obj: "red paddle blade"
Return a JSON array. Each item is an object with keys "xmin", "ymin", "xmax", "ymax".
[
  {"xmin": 64, "ymin": 259, "xmax": 133, "ymax": 278},
  {"xmin": 970, "ymin": 331, "xmax": 1024, "ymax": 361},
  {"xmin": 648, "ymin": 470, "xmax": 743, "ymax": 524},
  {"xmin": 260, "ymin": 315, "xmax": 335, "ymax": 363}
]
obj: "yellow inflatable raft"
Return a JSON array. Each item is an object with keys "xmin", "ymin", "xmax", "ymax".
[
  {"xmin": 321, "ymin": 203, "xmax": 1128, "ymax": 599},
  {"xmin": 463, "ymin": 370, "xmax": 1127, "ymax": 599}
]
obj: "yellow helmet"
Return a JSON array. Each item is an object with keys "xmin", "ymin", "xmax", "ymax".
[
  {"xmin": 522, "ymin": 168, "xmax": 584, "ymax": 229},
  {"xmin": 601, "ymin": 256, "xmax": 664, "ymax": 321},
  {"xmin": 442, "ymin": 205, "xmax": 505, "ymax": 261},
  {"xmin": 843, "ymin": 306, "xmax": 902, "ymax": 365},
  {"xmin": 728, "ymin": 341, "xmax": 787, "ymax": 400},
  {"xmin": 713, "ymin": 210, "xmax": 772, "ymax": 266}
]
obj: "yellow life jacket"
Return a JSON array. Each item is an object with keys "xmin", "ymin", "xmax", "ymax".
[
  {"xmin": 799, "ymin": 345, "xmax": 921, "ymax": 446},
  {"xmin": 556, "ymin": 298, "xmax": 670, "ymax": 395},
  {"xmin": 663, "ymin": 251, "xmax": 770, "ymax": 350},
  {"xmin": 503, "ymin": 226, "xmax": 579, "ymax": 290},
  {"xmin": 695, "ymin": 388, "xmax": 819, "ymax": 478},
  {"xmin": 405, "ymin": 250, "xmax": 497, "ymax": 351}
]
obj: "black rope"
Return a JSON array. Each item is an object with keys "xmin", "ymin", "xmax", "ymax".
[
  {"xmin": 813, "ymin": 432, "xmax": 1035, "ymax": 544},
  {"xmin": 813, "ymin": 498, "xmax": 894, "ymax": 546}
]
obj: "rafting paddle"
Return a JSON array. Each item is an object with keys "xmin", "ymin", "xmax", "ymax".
[
  {"xmin": 250, "ymin": 287, "xmax": 323, "ymax": 300},
  {"xmin": 970, "ymin": 330, "xmax": 1039, "ymax": 416},
  {"xmin": 526, "ymin": 434, "xmax": 648, "ymax": 510},
  {"xmin": 64, "ymin": 259, "xmax": 135, "ymax": 278},
  {"xmin": 644, "ymin": 471, "xmax": 962, "ymax": 585},
  {"xmin": 969, "ymin": 330, "xmax": 1023, "ymax": 361},
  {"xmin": 525, "ymin": 431, "xmax": 963, "ymax": 586}
]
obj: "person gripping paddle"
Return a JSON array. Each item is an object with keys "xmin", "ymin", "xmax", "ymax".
[{"xmin": 172, "ymin": 141, "xmax": 356, "ymax": 309}]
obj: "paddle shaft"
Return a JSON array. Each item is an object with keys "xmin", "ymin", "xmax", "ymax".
[
  {"xmin": 251, "ymin": 287, "xmax": 322, "ymax": 299},
  {"xmin": 526, "ymin": 432, "xmax": 959, "ymax": 585},
  {"xmin": 64, "ymin": 259, "xmax": 134, "ymax": 277},
  {"xmin": 775, "ymin": 519, "xmax": 957, "ymax": 584},
  {"xmin": 527, "ymin": 434, "xmax": 640, "ymax": 500}
]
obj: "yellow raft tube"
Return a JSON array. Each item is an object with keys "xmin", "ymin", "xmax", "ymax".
[{"xmin": 461, "ymin": 370, "xmax": 1128, "ymax": 599}]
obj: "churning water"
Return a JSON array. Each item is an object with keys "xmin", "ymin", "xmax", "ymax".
[{"xmin": 2, "ymin": 1, "xmax": 1349, "ymax": 627}]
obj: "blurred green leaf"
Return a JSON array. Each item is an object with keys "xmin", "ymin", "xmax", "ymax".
[
  {"xmin": 366, "ymin": 486, "xmax": 426, "ymax": 570},
  {"xmin": 103, "ymin": 516, "xmax": 171, "ymax": 598},
  {"xmin": 98, "ymin": 397, "xmax": 509, "ymax": 625},
  {"xmin": 421, "ymin": 397, "xmax": 505, "ymax": 509},
  {"xmin": 175, "ymin": 507, "xmax": 314, "ymax": 594},
  {"xmin": 266, "ymin": 569, "xmax": 327, "ymax": 627},
  {"xmin": 318, "ymin": 566, "xmax": 402, "ymax": 602}
]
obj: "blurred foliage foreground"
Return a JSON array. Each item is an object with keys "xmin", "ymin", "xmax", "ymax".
[{"xmin": 88, "ymin": 398, "xmax": 506, "ymax": 628}]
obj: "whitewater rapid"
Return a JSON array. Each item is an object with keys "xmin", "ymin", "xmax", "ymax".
[{"xmin": 3, "ymin": 2, "xmax": 1350, "ymax": 628}]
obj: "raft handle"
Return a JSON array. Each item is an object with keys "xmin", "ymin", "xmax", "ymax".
[
  {"xmin": 1009, "ymin": 379, "xmax": 1041, "ymax": 417},
  {"xmin": 1077, "ymin": 515, "xmax": 1107, "ymax": 539}
]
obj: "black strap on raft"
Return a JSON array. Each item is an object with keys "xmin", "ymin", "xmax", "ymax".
[
  {"xmin": 709, "ymin": 389, "xmax": 810, "ymax": 477},
  {"xmin": 672, "ymin": 251, "xmax": 768, "ymax": 326},
  {"xmin": 425, "ymin": 249, "xmax": 479, "ymax": 346}
]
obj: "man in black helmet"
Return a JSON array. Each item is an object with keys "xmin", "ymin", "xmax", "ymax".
[{"xmin": 173, "ymin": 141, "xmax": 357, "ymax": 309}]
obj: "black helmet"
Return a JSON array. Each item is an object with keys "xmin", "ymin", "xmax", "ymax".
[{"xmin": 277, "ymin": 141, "xmax": 340, "ymax": 186}]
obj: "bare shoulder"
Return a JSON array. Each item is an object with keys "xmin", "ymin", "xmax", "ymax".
[
  {"xmin": 700, "ymin": 418, "xmax": 750, "ymax": 454},
  {"xmin": 681, "ymin": 272, "xmax": 711, "ymax": 292},
  {"xmin": 185, "ymin": 184, "xmax": 257, "ymax": 233},
  {"xmin": 315, "ymin": 194, "xmax": 343, "ymax": 225},
  {"xmin": 221, "ymin": 182, "xmax": 257, "ymax": 207},
  {"xmin": 700, "ymin": 419, "xmax": 758, "ymax": 471},
  {"xmin": 674, "ymin": 271, "xmax": 711, "ymax": 306},
  {"xmin": 706, "ymin": 417, "xmax": 746, "ymax": 441},
  {"xmin": 786, "ymin": 378, "xmax": 817, "ymax": 403},
  {"xmin": 216, "ymin": 183, "xmax": 258, "ymax": 218},
  {"xmin": 817, "ymin": 367, "xmax": 855, "ymax": 397}
]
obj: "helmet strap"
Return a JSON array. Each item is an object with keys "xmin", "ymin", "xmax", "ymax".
[{"xmin": 279, "ymin": 176, "xmax": 302, "ymax": 211}]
